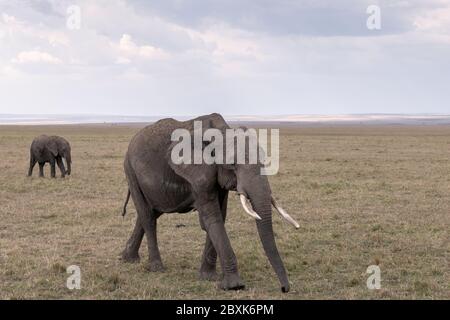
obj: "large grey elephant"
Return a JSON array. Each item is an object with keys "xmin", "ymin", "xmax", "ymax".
[
  {"xmin": 121, "ymin": 113, "xmax": 298, "ymax": 292},
  {"xmin": 28, "ymin": 135, "xmax": 72, "ymax": 178}
]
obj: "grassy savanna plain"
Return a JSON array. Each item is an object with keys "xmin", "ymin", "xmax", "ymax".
[{"xmin": 0, "ymin": 124, "xmax": 448, "ymax": 299}]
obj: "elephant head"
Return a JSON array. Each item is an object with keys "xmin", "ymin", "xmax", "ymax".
[
  {"xmin": 168, "ymin": 115, "xmax": 298, "ymax": 292},
  {"xmin": 48, "ymin": 136, "xmax": 72, "ymax": 175}
]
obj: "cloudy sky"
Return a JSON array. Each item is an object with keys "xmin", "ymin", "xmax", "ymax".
[{"xmin": 0, "ymin": 0, "xmax": 449, "ymax": 116}]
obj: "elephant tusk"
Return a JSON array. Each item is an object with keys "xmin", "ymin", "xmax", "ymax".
[
  {"xmin": 271, "ymin": 196, "xmax": 300, "ymax": 229},
  {"xmin": 239, "ymin": 194, "xmax": 262, "ymax": 220}
]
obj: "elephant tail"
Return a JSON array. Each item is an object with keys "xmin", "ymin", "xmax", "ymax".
[{"xmin": 122, "ymin": 189, "xmax": 131, "ymax": 217}]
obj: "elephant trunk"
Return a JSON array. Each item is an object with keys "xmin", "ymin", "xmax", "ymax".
[{"xmin": 248, "ymin": 191, "xmax": 290, "ymax": 293}]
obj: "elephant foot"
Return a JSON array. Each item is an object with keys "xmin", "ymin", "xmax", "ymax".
[
  {"xmin": 199, "ymin": 260, "xmax": 218, "ymax": 281},
  {"xmin": 281, "ymin": 283, "xmax": 290, "ymax": 293},
  {"xmin": 219, "ymin": 273, "xmax": 245, "ymax": 291},
  {"xmin": 146, "ymin": 260, "xmax": 165, "ymax": 272},
  {"xmin": 120, "ymin": 250, "xmax": 140, "ymax": 263},
  {"xmin": 199, "ymin": 268, "xmax": 218, "ymax": 281}
]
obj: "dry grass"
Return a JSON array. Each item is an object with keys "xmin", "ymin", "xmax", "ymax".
[{"xmin": 0, "ymin": 124, "xmax": 449, "ymax": 299}]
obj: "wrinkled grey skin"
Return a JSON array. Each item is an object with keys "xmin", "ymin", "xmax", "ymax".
[
  {"xmin": 121, "ymin": 113, "xmax": 290, "ymax": 292},
  {"xmin": 28, "ymin": 135, "xmax": 72, "ymax": 178}
]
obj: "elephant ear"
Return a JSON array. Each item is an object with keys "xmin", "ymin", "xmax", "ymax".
[
  {"xmin": 217, "ymin": 166, "xmax": 237, "ymax": 191},
  {"xmin": 168, "ymin": 142, "xmax": 218, "ymax": 193},
  {"xmin": 169, "ymin": 160, "xmax": 218, "ymax": 193},
  {"xmin": 167, "ymin": 120, "xmax": 223, "ymax": 192},
  {"xmin": 47, "ymin": 140, "xmax": 58, "ymax": 157}
]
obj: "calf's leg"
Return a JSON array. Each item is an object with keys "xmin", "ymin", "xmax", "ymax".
[
  {"xmin": 56, "ymin": 157, "xmax": 66, "ymax": 178},
  {"xmin": 39, "ymin": 163, "xmax": 45, "ymax": 178},
  {"xmin": 28, "ymin": 155, "xmax": 37, "ymax": 177}
]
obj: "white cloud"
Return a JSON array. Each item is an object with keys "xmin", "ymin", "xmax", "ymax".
[
  {"xmin": 0, "ymin": 65, "xmax": 22, "ymax": 77},
  {"xmin": 414, "ymin": 6, "xmax": 450, "ymax": 33},
  {"xmin": 115, "ymin": 57, "xmax": 131, "ymax": 65},
  {"xmin": 47, "ymin": 33, "xmax": 70, "ymax": 47},
  {"xmin": 2, "ymin": 13, "xmax": 17, "ymax": 24},
  {"xmin": 118, "ymin": 34, "xmax": 170, "ymax": 60},
  {"xmin": 12, "ymin": 50, "xmax": 62, "ymax": 64}
]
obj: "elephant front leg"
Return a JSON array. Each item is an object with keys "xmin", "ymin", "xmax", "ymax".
[
  {"xmin": 198, "ymin": 198, "xmax": 244, "ymax": 290},
  {"xmin": 50, "ymin": 159, "xmax": 56, "ymax": 178},
  {"xmin": 199, "ymin": 234, "xmax": 218, "ymax": 281},
  {"xmin": 199, "ymin": 189, "xmax": 228, "ymax": 281},
  {"xmin": 56, "ymin": 157, "xmax": 66, "ymax": 178},
  {"xmin": 39, "ymin": 163, "xmax": 45, "ymax": 178}
]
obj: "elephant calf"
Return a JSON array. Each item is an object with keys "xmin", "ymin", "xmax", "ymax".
[{"xmin": 28, "ymin": 135, "xmax": 72, "ymax": 178}]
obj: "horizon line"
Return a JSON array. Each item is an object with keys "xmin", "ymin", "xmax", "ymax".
[
  {"xmin": 1, "ymin": 112, "xmax": 450, "ymax": 117},
  {"xmin": 2, "ymin": 113, "xmax": 450, "ymax": 126}
]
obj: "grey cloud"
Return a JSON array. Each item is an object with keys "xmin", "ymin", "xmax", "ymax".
[
  {"xmin": 26, "ymin": 0, "xmax": 60, "ymax": 16},
  {"xmin": 128, "ymin": 0, "xmax": 441, "ymax": 36}
]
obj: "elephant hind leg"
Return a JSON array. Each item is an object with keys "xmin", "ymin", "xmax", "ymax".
[
  {"xmin": 142, "ymin": 212, "xmax": 164, "ymax": 272},
  {"xmin": 125, "ymin": 163, "xmax": 164, "ymax": 272},
  {"xmin": 121, "ymin": 216, "xmax": 144, "ymax": 263}
]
